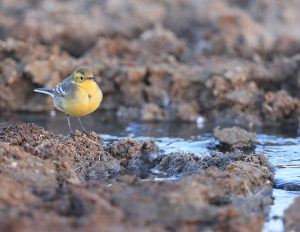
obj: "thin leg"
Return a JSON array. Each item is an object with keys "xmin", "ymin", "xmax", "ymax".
[
  {"xmin": 66, "ymin": 114, "xmax": 74, "ymax": 137},
  {"xmin": 77, "ymin": 117, "xmax": 88, "ymax": 135}
]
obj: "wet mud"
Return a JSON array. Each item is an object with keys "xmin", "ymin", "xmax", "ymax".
[
  {"xmin": 0, "ymin": 123, "xmax": 273, "ymax": 231},
  {"xmin": 0, "ymin": 0, "xmax": 300, "ymax": 126}
]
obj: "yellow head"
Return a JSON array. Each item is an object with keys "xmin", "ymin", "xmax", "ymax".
[{"xmin": 72, "ymin": 67, "xmax": 95, "ymax": 84}]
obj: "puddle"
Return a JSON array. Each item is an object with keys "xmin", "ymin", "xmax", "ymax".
[
  {"xmin": 257, "ymin": 135, "xmax": 300, "ymax": 231},
  {"xmin": 1, "ymin": 111, "xmax": 300, "ymax": 232}
]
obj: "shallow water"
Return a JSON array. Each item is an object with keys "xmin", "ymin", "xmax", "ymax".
[
  {"xmin": 257, "ymin": 135, "xmax": 300, "ymax": 232},
  {"xmin": 1, "ymin": 111, "xmax": 300, "ymax": 232}
]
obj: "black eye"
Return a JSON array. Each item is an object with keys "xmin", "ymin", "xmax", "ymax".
[{"xmin": 80, "ymin": 76, "xmax": 83, "ymax": 80}]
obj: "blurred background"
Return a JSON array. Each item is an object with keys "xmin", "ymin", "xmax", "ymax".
[{"xmin": 0, "ymin": 0, "xmax": 300, "ymax": 129}]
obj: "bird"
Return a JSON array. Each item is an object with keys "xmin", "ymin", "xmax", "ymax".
[{"xmin": 34, "ymin": 66, "xmax": 103, "ymax": 136}]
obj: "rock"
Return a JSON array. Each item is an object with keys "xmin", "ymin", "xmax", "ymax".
[{"xmin": 214, "ymin": 126, "xmax": 256, "ymax": 149}]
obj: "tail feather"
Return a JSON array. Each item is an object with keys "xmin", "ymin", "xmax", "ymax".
[{"xmin": 34, "ymin": 88, "xmax": 54, "ymax": 98}]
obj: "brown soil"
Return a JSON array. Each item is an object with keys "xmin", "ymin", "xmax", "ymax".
[
  {"xmin": 0, "ymin": 0, "xmax": 300, "ymax": 126},
  {"xmin": 0, "ymin": 123, "xmax": 273, "ymax": 231}
]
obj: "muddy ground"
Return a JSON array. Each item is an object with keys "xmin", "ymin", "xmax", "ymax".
[
  {"xmin": 0, "ymin": 0, "xmax": 298, "ymax": 231},
  {"xmin": 0, "ymin": 123, "xmax": 273, "ymax": 232},
  {"xmin": 0, "ymin": 0, "xmax": 300, "ymax": 126}
]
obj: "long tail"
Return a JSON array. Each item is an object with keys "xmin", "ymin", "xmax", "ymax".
[{"xmin": 34, "ymin": 88, "xmax": 54, "ymax": 98}]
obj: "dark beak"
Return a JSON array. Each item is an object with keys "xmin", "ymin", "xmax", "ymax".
[{"xmin": 88, "ymin": 76, "xmax": 95, "ymax": 80}]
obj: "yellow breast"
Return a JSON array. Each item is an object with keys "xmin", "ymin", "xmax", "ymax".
[{"xmin": 62, "ymin": 80, "xmax": 102, "ymax": 117}]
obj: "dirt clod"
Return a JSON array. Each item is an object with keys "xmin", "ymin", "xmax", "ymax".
[{"xmin": 214, "ymin": 126, "xmax": 256, "ymax": 150}]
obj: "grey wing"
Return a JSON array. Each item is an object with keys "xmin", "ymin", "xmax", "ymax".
[
  {"xmin": 53, "ymin": 75, "xmax": 74, "ymax": 97},
  {"xmin": 53, "ymin": 81, "xmax": 75, "ymax": 98},
  {"xmin": 53, "ymin": 83, "xmax": 66, "ymax": 97}
]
